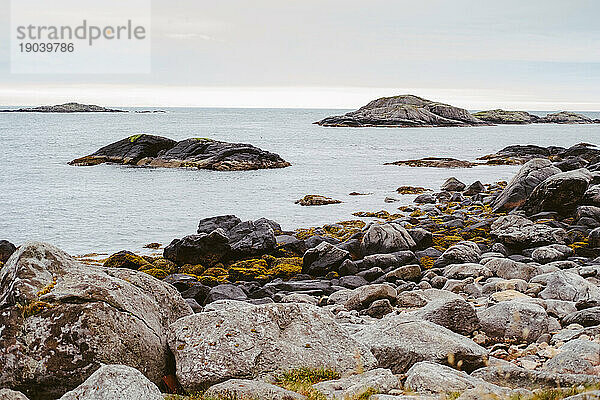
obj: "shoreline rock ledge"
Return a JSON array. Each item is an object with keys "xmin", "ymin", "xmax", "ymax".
[{"xmin": 69, "ymin": 134, "xmax": 291, "ymax": 171}]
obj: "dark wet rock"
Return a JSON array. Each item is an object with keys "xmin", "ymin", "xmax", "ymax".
[
  {"xmin": 464, "ymin": 181, "xmax": 485, "ymax": 196},
  {"xmin": 163, "ymin": 274, "xmax": 200, "ymax": 291},
  {"xmin": 168, "ymin": 302, "xmax": 377, "ymax": 391},
  {"xmin": 0, "ymin": 102, "xmax": 126, "ymax": 113},
  {"xmin": 361, "ymin": 223, "xmax": 416, "ymax": 256},
  {"xmin": 302, "ymin": 242, "xmax": 350, "ymax": 276},
  {"xmin": 164, "ymin": 230, "xmax": 231, "ymax": 266},
  {"xmin": 316, "ymin": 95, "xmax": 487, "ymax": 128},
  {"xmin": 590, "ymin": 227, "xmax": 600, "ymax": 247},
  {"xmin": 197, "ymin": 215, "xmax": 242, "ymax": 235},
  {"xmin": 441, "ymin": 177, "xmax": 466, "ymax": 192},
  {"xmin": 490, "ymin": 215, "xmax": 568, "ymax": 249},
  {"xmin": 70, "ymin": 135, "xmax": 290, "ymax": 171},
  {"xmin": 275, "ymin": 235, "xmax": 307, "ymax": 255},
  {"xmin": 492, "ymin": 159, "xmax": 561, "ymax": 212},
  {"xmin": 472, "ymin": 109, "xmax": 540, "ymax": 124},
  {"xmin": 205, "ymin": 284, "xmax": 247, "ymax": 304},
  {"xmin": 521, "ymin": 168, "xmax": 592, "ymax": 216},
  {"xmin": 0, "ymin": 242, "xmax": 192, "ymax": 399},
  {"xmin": 555, "ymin": 156, "xmax": 589, "ymax": 172},
  {"xmin": 227, "ymin": 218, "xmax": 278, "ymax": 259},
  {"xmin": 478, "ymin": 300, "xmax": 549, "ymax": 343},
  {"xmin": 305, "ymin": 235, "xmax": 341, "ymax": 250},
  {"xmin": 582, "ymin": 185, "xmax": 600, "ymax": 207},
  {"xmin": 562, "ymin": 307, "xmax": 600, "ymax": 327},
  {"xmin": 338, "ymin": 275, "xmax": 369, "ymax": 289},
  {"xmin": 295, "ymin": 195, "xmax": 342, "ymax": 206},
  {"xmin": 353, "ymin": 317, "xmax": 488, "ymax": 373},
  {"xmin": 0, "ymin": 240, "xmax": 17, "ymax": 263},
  {"xmin": 361, "ymin": 251, "xmax": 417, "ymax": 270}
]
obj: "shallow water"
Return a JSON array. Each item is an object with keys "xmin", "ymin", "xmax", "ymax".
[{"xmin": 1, "ymin": 108, "xmax": 599, "ymax": 254}]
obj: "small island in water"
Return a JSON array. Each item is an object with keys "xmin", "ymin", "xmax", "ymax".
[
  {"xmin": 316, "ymin": 94, "xmax": 600, "ymax": 127},
  {"xmin": 69, "ymin": 134, "xmax": 291, "ymax": 171}
]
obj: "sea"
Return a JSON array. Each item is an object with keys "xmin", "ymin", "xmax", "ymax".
[{"xmin": 1, "ymin": 108, "xmax": 599, "ymax": 255}]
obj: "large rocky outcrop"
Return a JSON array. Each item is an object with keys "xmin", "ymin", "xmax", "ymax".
[
  {"xmin": 168, "ymin": 302, "xmax": 376, "ymax": 391},
  {"xmin": 542, "ymin": 111, "xmax": 595, "ymax": 124},
  {"xmin": 492, "ymin": 159, "xmax": 561, "ymax": 212},
  {"xmin": 521, "ymin": 168, "xmax": 592, "ymax": 215},
  {"xmin": 0, "ymin": 242, "xmax": 192, "ymax": 400},
  {"xmin": 316, "ymin": 95, "xmax": 488, "ymax": 127},
  {"xmin": 490, "ymin": 215, "xmax": 567, "ymax": 250},
  {"xmin": 69, "ymin": 135, "xmax": 290, "ymax": 171}
]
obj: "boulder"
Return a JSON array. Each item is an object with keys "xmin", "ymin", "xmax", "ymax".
[
  {"xmin": 353, "ymin": 316, "xmax": 488, "ymax": 373},
  {"xmin": 0, "ymin": 240, "xmax": 16, "ymax": 263},
  {"xmin": 434, "ymin": 241, "xmax": 481, "ymax": 268},
  {"xmin": 484, "ymin": 258, "xmax": 541, "ymax": 281},
  {"xmin": 312, "ymin": 369, "xmax": 399, "ymax": 399},
  {"xmin": 441, "ymin": 177, "xmax": 466, "ymax": 192},
  {"xmin": 361, "ymin": 223, "xmax": 416, "ymax": 256},
  {"xmin": 302, "ymin": 242, "xmax": 350, "ymax": 276},
  {"xmin": 295, "ymin": 195, "xmax": 342, "ymax": 206},
  {"xmin": 197, "ymin": 215, "xmax": 242, "ymax": 235},
  {"xmin": 0, "ymin": 389, "xmax": 29, "ymax": 400},
  {"xmin": 521, "ymin": 168, "xmax": 592, "ymax": 215},
  {"xmin": 478, "ymin": 300, "xmax": 549, "ymax": 343},
  {"xmin": 531, "ymin": 271, "xmax": 600, "ymax": 303},
  {"xmin": 492, "ymin": 159, "xmax": 561, "ymax": 213},
  {"xmin": 227, "ymin": 218, "xmax": 278, "ymax": 258},
  {"xmin": 583, "ymin": 185, "xmax": 600, "ymax": 207},
  {"xmin": 443, "ymin": 263, "xmax": 492, "ymax": 280},
  {"xmin": 531, "ymin": 245, "xmax": 572, "ymax": 264},
  {"xmin": 562, "ymin": 307, "xmax": 600, "ymax": 327},
  {"xmin": 0, "ymin": 242, "xmax": 192, "ymax": 399},
  {"xmin": 164, "ymin": 230, "xmax": 230, "ymax": 266},
  {"xmin": 542, "ymin": 339, "xmax": 600, "ymax": 375},
  {"xmin": 205, "ymin": 284, "xmax": 248, "ymax": 304},
  {"xmin": 396, "ymin": 288, "xmax": 462, "ymax": 308},
  {"xmin": 205, "ymin": 379, "xmax": 304, "ymax": 400},
  {"xmin": 168, "ymin": 302, "xmax": 376, "ymax": 391},
  {"xmin": 384, "ymin": 264, "xmax": 421, "ymax": 282},
  {"xmin": 464, "ymin": 181, "xmax": 485, "ymax": 196},
  {"xmin": 405, "ymin": 362, "xmax": 509, "ymax": 396},
  {"xmin": 410, "ymin": 297, "xmax": 480, "ymax": 335},
  {"xmin": 70, "ymin": 135, "xmax": 291, "ymax": 171},
  {"xmin": 58, "ymin": 365, "xmax": 162, "ymax": 400},
  {"xmin": 344, "ymin": 284, "xmax": 397, "ymax": 311},
  {"xmin": 590, "ymin": 228, "xmax": 600, "ymax": 247},
  {"xmin": 490, "ymin": 215, "xmax": 567, "ymax": 249}
]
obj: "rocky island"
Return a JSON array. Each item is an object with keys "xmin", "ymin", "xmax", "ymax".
[
  {"xmin": 317, "ymin": 95, "xmax": 600, "ymax": 127},
  {"xmin": 316, "ymin": 95, "xmax": 489, "ymax": 127},
  {"xmin": 3, "ymin": 144, "xmax": 600, "ymax": 399},
  {"xmin": 0, "ymin": 102, "xmax": 127, "ymax": 113},
  {"xmin": 69, "ymin": 134, "xmax": 291, "ymax": 171}
]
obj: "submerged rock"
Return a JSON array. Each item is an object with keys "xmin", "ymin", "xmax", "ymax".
[
  {"xmin": 295, "ymin": 195, "xmax": 342, "ymax": 206},
  {"xmin": 316, "ymin": 95, "xmax": 487, "ymax": 127},
  {"xmin": 69, "ymin": 134, "xmax": 290, "ymax": 171},
  {"xmin": 0, "ymin": 242, "xmax": 192, "ymax": 399}
]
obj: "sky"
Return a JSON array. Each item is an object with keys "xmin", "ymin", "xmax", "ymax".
[{"xmin": 0, "ymin": 0, "xmax": 599, "ymax": 109}]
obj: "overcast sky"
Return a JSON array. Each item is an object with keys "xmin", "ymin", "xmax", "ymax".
[{"xmin": 0, "ymin": 0, "xmax": 599, "ymax": 109}]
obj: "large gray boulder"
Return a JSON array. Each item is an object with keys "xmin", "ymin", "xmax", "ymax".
[
  {"xmin": 0, "ymin": 389, "xmax": 29, "ymax": 400},
  {"xmin": 361, "ymin": 223, "xmax": 416, "ymax": 256},
  {"xmin": 168, "ymin": 302, "xmax": 376, "ymax": 391},
  {"xmin": 484, "ymin": 258, "xmax": 542, "ymax": 282},
  {"xmin": 531, "ymin": 271, "xmax": 600, "ymax": 303},
  {"xmin": 521, "ymin": 168, "xmax": 592, "ymax": 215},
  {"xmin": 405, "ymin": 362, "xmax": 509, "ymax": 396},
  {"xmin": 490, "ymin": 215, "xmax": 567, "ymax": 249},
  {"xmin": 343, "ymin": 284, "xmax": 397, "ymax": 311},
  {"xmin": 0, "ymin": 242, "xmax": 192, "ymax": 400},
  {"xmin": 542, "ymin": 339, "xmax": 600, "ymax": 375},
  {"xmin": 408, "ymin": 298, "xmax": 480, "ymax": 336},
  {"xmin": 205, "ymin": 379, "xmax": 304, "ymax": 400},
  {"xmin": 58, "ymin": 365, "xmax": 162, "ymax": 400},
  {"xmin": 353, "ymin": 316, "xmax": 488, "ymax": 373},
  {"xmin": 477, "ymin": 300, "xmax": 550, "ymax": 343},
  {"xmin": 492, "ymin": 159, "xmax": 561, "ymax": 213},
  {"xmin": 434, "ymin": 241, "xmax": 481, "ymax": 268}
]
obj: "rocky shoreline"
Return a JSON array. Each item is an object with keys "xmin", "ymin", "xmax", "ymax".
[
  {"xmin": 3, "ymin": 142, "xmax": 600, "ymax": 399},
  {"xmin": 69, "ymin": 134, "xmax": 291, "ymax": 171},
  {"xmin": 316, "ymin": 95, "xmax": 600, "ymax": 127}
]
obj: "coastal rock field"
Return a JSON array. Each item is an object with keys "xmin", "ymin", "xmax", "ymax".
[{"xmin": 3, "ymin": 141, "xmax": 600, "ymax": 399}]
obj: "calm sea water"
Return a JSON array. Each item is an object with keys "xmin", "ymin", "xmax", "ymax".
[{"xmin": 1, "ymin": 108, "xmax": 599, "ymax": 255}]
